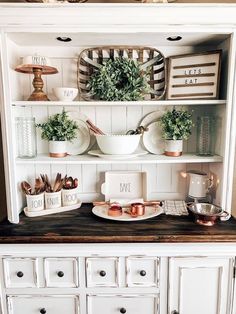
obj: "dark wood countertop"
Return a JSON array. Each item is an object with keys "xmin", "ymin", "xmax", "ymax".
[{"xmin": 0, "ymin": 204, "xmax": 235, "ymax": 243}]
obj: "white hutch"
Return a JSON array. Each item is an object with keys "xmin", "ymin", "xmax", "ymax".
[{"xmin": 0, "ymin": 3, "xmax": 236, "ymax": 314}]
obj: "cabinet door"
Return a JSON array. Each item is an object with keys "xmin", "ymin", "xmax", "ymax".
[{"xmin": 169, "ymin": 257, "xmax": 233, "ymax": 314}]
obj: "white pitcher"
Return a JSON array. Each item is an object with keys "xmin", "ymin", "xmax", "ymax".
[{"xmin": 188, "ymin": 171, "xmax": 213, "ymax": 199}]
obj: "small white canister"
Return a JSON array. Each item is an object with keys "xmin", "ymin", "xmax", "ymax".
[
  {"xmin": 62, "ymin": 187, "xmax": 79, "ymax": 207},
  {"xmin": 26, "ymin": 193, "xmax": 44, "ymax": 212},
  {"xmin": 45, "ymin": 191, "xmax": 62, "ymax": 209}
]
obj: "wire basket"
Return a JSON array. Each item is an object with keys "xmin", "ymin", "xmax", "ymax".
[{"xmin": 77, "ymin": 46, "xmax": 166, "ymax": 101}]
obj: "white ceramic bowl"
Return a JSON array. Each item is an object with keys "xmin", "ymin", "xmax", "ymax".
[
  {"xmin": 96, "ymin": 134, "xmax": 141, "ymax": 155},
  {"xmin": 53, "ymin": 87, "xmax": 78, "ymax": 101}
]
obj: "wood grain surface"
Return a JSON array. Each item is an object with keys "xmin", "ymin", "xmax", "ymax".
[{"xmin": 0, "ymin": 204, "xmax": 235, "ymax": 243}]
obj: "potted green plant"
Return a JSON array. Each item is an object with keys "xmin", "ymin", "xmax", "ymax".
[
  {"xmin": 160, "ymin": 108, "xmax": 193, "ymax": 157},
  {"xmin": 37, "ymin": 109, "xmax": 78, "ymax": 157}
]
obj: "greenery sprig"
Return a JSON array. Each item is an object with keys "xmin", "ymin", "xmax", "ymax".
[
  {"xmin": 87, "ymin": 57, "xmax": 150, "ymax": 101},
  {"xmin": 160, "ymin": 108, "xmax": 193, "ymax": 140},
  {"xmin": 36, "ymin": 109, "xmax": 78, "ymax": 142}
]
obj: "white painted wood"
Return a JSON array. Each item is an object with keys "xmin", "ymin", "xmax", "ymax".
[
  {"xmin": 15, "ymin": 154, "xmax": 223, "ymax": 165},
  {"xmin": 44, "ymin": 258, "xmax": 78, "ymax": 288},
  {"xmin": 3, "ymin": 258, "xmax": 38, "ymax": 288},
  {"xmin": 169, "ymin": 257, "xmax": 234, "ymax": 314},
  {"xmin": 12, "ymin": 100, "xmax": 227, "ymax": 107},
  {"xmin": 87, "ymin": 295, "xmax": 158, "ymax": 314},
  {"xmin": 86, "ymin": 257, "xmax": 119, "ymax": 288},
  {"xmin": 126, "ymin": 257, "xmax": 159, "ymax": 287},
  {"xmin": 7, "ymin": 295, "xmax": 79, "ymax": 314}
]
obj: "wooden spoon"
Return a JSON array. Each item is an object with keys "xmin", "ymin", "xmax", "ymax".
[{"xmin": 21, "ymin": 181, "xmax": 32, "ymax": 195}]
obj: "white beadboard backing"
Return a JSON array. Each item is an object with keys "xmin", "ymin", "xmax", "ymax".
[{"xmin": 16, "ymin": 162, "xmax": 216, "ymax": 211}]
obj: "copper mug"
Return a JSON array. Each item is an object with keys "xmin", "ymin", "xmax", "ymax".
[{"xmin": 130, "ymin": 203, "xmax": 145, "ymax": 217}]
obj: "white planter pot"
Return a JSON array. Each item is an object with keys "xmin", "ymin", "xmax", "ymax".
[
  {"xmin": 62, "ymin": 187, "xmax": 80, "ymax": 206},
  {"xmin": 49, "ymin": 141, "xmax": 67, "ymax": 158},
  {"xmin": 26, "ymin": 193, "xmax": 44, "ymax": 212},
  {"xmin": 164, "ymin": 139, "xmax": 183, "ymax": 157},
  {"xmin": 45, "ymin": 191, "xmax": 62, "ymax": 209}
]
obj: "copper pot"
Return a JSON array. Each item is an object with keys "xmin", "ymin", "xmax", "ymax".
[{"xmin": 188, "ymin": 203, "xmax": 230, "ymax": 226}]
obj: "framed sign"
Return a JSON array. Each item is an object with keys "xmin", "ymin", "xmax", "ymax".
[{"xmin": 166, "ymin": 50, "xmax": 221, "ymax": 100}]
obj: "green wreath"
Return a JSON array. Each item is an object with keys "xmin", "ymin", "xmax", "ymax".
[{"xmin": 87, "ymin": 57, "xmax": 150, "ymax": 101}]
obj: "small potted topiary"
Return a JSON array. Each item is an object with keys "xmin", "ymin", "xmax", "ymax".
[
  {"xmin": 160, "ymin": 108, "xmax": 193, "ymax": 157},
  {"xmin": 37, "ymin": 109, "xmax": 78, "ymax": 158}
]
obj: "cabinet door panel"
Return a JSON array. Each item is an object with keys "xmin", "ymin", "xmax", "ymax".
[{"xmin": 169, "ymin": 257, "xmax": 233, "ymax": 314}]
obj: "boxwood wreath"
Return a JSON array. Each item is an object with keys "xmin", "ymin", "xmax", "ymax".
[{"xmin": 87, "ymin": 57, "xmax": 150, "ymax": 101}]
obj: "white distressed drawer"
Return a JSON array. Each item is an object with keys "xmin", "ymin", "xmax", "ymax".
[
  {"xmin": 44, "ymin": 258, "xmax": 78, "ymax": 287},
  {"xmin": 7, "ymin": 295, "xmax": 79, "ymax": 314},
  {"xmin": 126, "ymin": 257, "xmax": 159, "ymax": 287},
  {"xmin": 86, "ymin": 257, "xmax": 119, "ymax": 287},
  {"xmin": 87, "ymin": 295, "xmax": 158, "ymax": 314},
  {"xmin": 3, "ymin": 258, "xmax": 38, "ymax": 288}
]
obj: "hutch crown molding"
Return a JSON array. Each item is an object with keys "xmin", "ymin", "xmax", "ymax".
[{"xmin": 0, "ymin": 3, "xmax": 236, "ymax": 314}]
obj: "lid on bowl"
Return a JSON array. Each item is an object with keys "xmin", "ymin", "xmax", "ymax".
[{"xmin": 101, "ymin": 171, "xmax": 147, "ymax": 204}]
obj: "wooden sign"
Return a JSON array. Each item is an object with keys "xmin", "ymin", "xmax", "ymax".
[
  {"xmin": 101, "ymin": 171, "xmax": 147, "ymax": 202},
  {"xmin": 166, "ymin": 50, "xmax": 221, "ymax": 100}
]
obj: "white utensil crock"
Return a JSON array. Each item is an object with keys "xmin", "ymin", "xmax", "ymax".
[
  {"xmin": 62, "ymin": 187, "xmax": 79, "ymax": 206},
  {"xmin": 26, "ymin": 193, "xmax": 44, "ymax": 212},
  {"xmin": 45, "ymin": 191, "xmax": 62, "ymax": 209}
]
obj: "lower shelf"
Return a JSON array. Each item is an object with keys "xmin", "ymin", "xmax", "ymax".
[{"xmin": 16, "ymin": 153, "xmax": 223, "ymax": 165}]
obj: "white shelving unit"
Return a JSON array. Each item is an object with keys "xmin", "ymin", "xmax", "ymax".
[{"xmin": 0, "ymin": 4, "xmax": 236, "ymax": 223}]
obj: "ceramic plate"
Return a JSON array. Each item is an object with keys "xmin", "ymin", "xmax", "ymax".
[
  {"xmin": 67, "ymin": 111, "xmax": 96, "ymax": 151},
  {"xmin": 88, "ymin": 150, "xmax": 148, "ymax": 160},
  {"xmin": 139, "ymin": 110, "xmax": 165, "ymax": 128},
  {"xmin": 67, "ymin": 119, "xmax": 90, "ymax": 155},
  {"xmin": 143, "ymin": 121, "xmax": 164, "ymax": 155},
  {"xmin": 92, "ymin": 205, "xmax": 163, "ymax": 221}
]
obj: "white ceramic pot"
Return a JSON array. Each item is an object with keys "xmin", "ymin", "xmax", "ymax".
[
  {"xmin": 26, "ymin": 193, "xmax": 44, "ymax": 212},
  {"xmin": 164, "ymin": 139, "xmax": 183, "ymax": 157},
  {"xmin": 49, "ymin": 141, "xmax": 67, "ymax": 158},
  {"xmin": 62, "ymin": 187, "xmax": 80, "ymax": 206},
  {"xmin": 96, "ymin": 134, "xmax": 141, "ymax": 155},
  {"xmin": 45, "ymin": 191, "xmax": 62, "ymax": 209},
  {"xmin": 53, "ymin": 87, "xmax": 78, "ymax": 101}
]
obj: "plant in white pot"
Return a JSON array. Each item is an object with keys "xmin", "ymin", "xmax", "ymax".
[
  {"xmin": 37, "ymin": 109, "xmax": 78, "ymax": 157},
  {"xmin": 160, "ymin": 108, "xmax": 193, "ymax": 157}
]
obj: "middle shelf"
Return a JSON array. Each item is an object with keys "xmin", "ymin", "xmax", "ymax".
[{"xmin": 16, "ymin": 153, "xmax": 223, "ymax": 165}]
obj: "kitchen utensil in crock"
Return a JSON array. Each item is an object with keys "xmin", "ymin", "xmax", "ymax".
[{"xmin": 188, "ymin": 203, "xmax": 230, "ymax": 226}]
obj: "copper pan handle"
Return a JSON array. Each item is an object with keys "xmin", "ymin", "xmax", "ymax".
[{"xmin": 220, "ymin": 211, "xmax": 231, "ymax": 221}]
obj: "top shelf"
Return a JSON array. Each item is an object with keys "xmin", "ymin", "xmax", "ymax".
[{"xmin": 12, "ymin": 100, "xmax": 227, "ymax": 107}]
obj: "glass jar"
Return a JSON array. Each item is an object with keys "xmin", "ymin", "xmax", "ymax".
[
  {"xmin": 16, "ymin": 117, "xmax": 37, "ymax": 158},
  {"xmin": 196, "ymin": 115, "xmax": 215, "ymax": 156}
]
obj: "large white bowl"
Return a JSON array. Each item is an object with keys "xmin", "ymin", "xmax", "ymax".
[
  {"xmin": 53, "ymin": 87, "xmax": 78, "ymax": 101},
  {"xmin": 96, "ymin": 134, "xmax": 141, "ymax": 155}
]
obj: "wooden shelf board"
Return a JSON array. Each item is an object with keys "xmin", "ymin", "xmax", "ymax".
[
  {"xmin": 16, "ymin": 153, "xmax": 223, "ymax": 165},
  {"xmin": 12, "ymin": 100, "xmax": 227, "ymax": 107}
]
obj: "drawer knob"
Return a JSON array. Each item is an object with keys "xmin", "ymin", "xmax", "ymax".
[
  {"xmin": 57, "ymin": 271, "xmax": 64, "ymax": 278},
  {"xmin": 140, "ymin": 270, "xmax": 146, "ymax": 276},
  {"xmin": 99, "ymin": 270, "xmax": 106, "ymax": 277},
  {"xmin": 16, "ymin": 271, "xmax": 24, "ymax": 278},
  {"xmin": 40, "ymin": 308, "xmax": 46, "ymax": 314},
  {"xmin": 172, "ymin": 311, "xmax": 179, "ymax": 314},
  {"xmin": 120, "ymin": 308, "xmax": 126, "ymax": 314}
]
